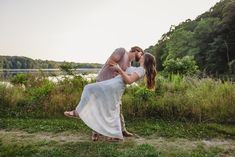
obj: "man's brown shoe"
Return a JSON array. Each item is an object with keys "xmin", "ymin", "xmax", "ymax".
[
  {"xmin": 122, "ymin": 130, "xmax": 133, "ymax": 137},
  {"xmin": 91, "ymin": 131, "xmax": 99, "ymax": 141}
]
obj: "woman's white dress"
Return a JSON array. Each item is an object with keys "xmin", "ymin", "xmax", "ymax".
[{"xmin": 76, "ymin": 66, "xmax": 145, "ymax": 139}]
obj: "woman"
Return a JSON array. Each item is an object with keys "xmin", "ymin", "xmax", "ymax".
[{"xmin": 64, "ymin": 53, "xmax": 156, "ymax": 141}]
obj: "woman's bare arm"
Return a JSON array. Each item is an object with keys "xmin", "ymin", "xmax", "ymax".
[{"xmin": 113, "ymin": 64, "xmax": 140, "ymax": 84}]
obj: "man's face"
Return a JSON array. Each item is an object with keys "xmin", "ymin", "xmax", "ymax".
[{"xmin": 135, "ymin": 51, "xmax": 144, "ymax": 62}]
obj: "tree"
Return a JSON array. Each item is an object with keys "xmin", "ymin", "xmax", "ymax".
[{"xmin": 146, "ymin": 0, "xmax": 235, "ymax": 75}]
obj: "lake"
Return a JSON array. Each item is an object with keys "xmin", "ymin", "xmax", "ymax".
[{"xmin": 0, "ymin": 68, "xmax": 101, "ymax": 79}]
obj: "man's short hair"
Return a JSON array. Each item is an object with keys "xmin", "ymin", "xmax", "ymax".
[{"xmin": 130, "ymin": 46, "xmax": 144, "ymax": 53}]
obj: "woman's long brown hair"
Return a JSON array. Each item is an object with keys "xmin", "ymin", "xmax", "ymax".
[{"xmin": 144, "ymin": 53, "xmax": 157, "ymax": 89}]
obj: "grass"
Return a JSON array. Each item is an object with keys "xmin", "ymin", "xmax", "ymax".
[
  {"xmin": 0, "ymin": 137, "xmax": 233, "ymax": 157},
  {"xmin": 0, "ymin": 118, "xmax": 234, "ymax": 157},
  {"xmin": 0, "ymin": 118, "xmax": 89, "ymax": 133},
  {"xmin": 0, "ymin": 140, "xmax": 161, "ymax": 157},
  {"xmin": 127, "ymin": 118, "xmax": 235, "ymax": 139},
  {"xmin": 0, "ymin": 117, "xmax": 234, "ymax": 139},
  {"xmin": 1, "ymin": 74, "xmax": 235, "ymax": 123}
]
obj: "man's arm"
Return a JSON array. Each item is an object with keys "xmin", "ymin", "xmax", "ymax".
[{"xmin": 107, "ymin": 48, "xmax": 125, "ymax": 66}]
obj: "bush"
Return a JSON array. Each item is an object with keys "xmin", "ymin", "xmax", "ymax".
[
  {"xmin": 163, "ymin": 56, "xmax": 199, "ymax": 75},
  {"xmin": 10, "ymin": 73, "xmax": 29, "ymax": 85}
]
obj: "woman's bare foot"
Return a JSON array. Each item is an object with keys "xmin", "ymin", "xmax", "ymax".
[{"xmin": 64, "ymin": 110, "xmax": 80, "ymax": 119}]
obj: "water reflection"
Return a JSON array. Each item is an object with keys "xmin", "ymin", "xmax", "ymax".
[{"xmin": 0, "ymin": 68, "xmax": 100, "ymax": 79}]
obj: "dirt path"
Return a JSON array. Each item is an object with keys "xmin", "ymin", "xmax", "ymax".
[{"xmin": 1, "ymin": 130, "xmax": 235, "ymax": 152}]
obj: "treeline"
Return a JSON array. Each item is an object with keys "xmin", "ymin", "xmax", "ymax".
[
  {"xmin": 146, "ymin": 0, "xmax": 235, "ymax": 75},
  {"xmin": 0, "ymin": 56, "xmax": 103, "ymax": 69}
]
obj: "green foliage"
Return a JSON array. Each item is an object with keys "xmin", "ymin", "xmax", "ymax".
[
  {"xmin": 123, "ymin": 73, "xmax": 235, "ymax": 123},
  {"xmin": 59, "ymin": 63, "xmax": 75, "ymax": 75},
  {"xmin": 0, "ymin": 72, "xmax": 88, "ymax": 118},
  {"xmin": 166, "ymin": 29, "xmax": 198, "ymax": 58},
  {"xmin": 1, "ymin": 71, "xmax": 235, "ymax": 123},
  {"xmin": 122, "ymin": 86, "xmax": 156, "ymax": 117},
  {"xmin": 0, "ymin": 55, "xmax": 103, "ymax": 69},
  {"xmin": 27, "ymin": 81, "xmax": 54, "ymax": 103},
  {"xmin": 163, "ymin": 56, "xmax": 199, "ymax": 75},
  {"xmin": 10, "ymin": 73, "xmax": 29, "ymax": 85},
  {"xmin": 146, "ymin": 0, "xmax": 235, "ymax": 75}
]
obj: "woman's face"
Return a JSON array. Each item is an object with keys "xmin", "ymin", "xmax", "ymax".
[{"xmin": 139, "ymin": 54, "xmax": 145, "ymax": 64}]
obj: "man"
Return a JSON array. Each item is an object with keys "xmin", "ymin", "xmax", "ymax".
[{"xmin": 92, "ymin": 46, "xmax": 144, "ymax": 141}]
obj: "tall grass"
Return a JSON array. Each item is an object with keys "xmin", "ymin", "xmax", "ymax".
[
  {"xmin": 0, "ymin": 73, "xmax": 88, "ymax": 118},
  {"xmin": 122, "ymin": 74, "xmax": 235, "ymax": 123},
  {"xmin": 0, "ymin": 73, "xmax": 234, "ymax": 123}
]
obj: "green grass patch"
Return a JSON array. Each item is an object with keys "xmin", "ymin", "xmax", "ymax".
[
  {"xmin": 0, "ymin": 118, "xmax": 234, "ymax": 139},
  {"xmin": 127, "ymin": 118, "xmax": 235, "ymax": 139},
  {"xmin": 164, "ymin": 145, "xmax": 233, "ymax": 157},
  {"xmin": 0, "ymin": 140, "xmax": 161, "ymax": 157},
  {"xmin": 0, "ymin": 118, "xmax": 234, "ymax": 157},
  {"xmin": 0, "ymin": 118, "xmax": 89, "ymax": 133},
  {"xmin": 1, "ymin": 139, "xmax": 233, "ymax": 157}
]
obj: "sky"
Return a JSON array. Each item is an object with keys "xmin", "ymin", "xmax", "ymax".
[{"xmin": 0, "ymin": 0, "xmax": 221, "ymax": 64}]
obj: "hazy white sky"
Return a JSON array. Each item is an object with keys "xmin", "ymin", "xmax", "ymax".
[{"xmin": 0, "ymin": 0, "xmax": 220, "ymax": 63}]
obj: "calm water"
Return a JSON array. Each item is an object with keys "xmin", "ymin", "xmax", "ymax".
[{"xmin": 0, "ymin": 68, "xmax": 100, "ymax": 79}]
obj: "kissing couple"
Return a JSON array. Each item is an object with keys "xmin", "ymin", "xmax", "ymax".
[{"xmin": 64, "ymin": 46, "xmax": 156, "ymax": 141}]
